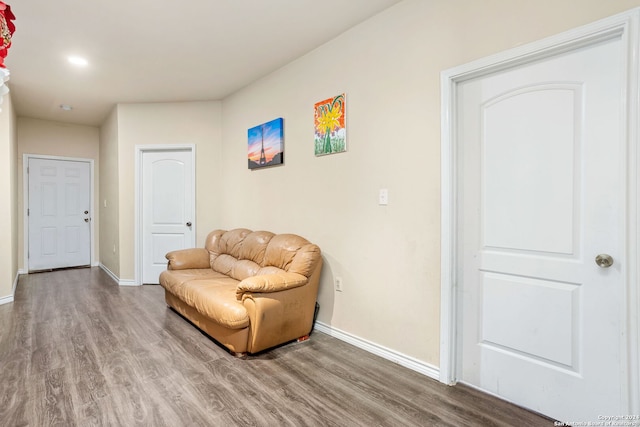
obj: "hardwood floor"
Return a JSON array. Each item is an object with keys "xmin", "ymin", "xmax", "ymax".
[{"xmin": 0, "ymin": 268, "xmax": 553, "ymax": 426}]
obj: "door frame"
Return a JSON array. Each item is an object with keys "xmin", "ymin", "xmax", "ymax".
[
  {"xmin": 439, "ymin": 9, "xmax": 640, "ymax": 413},
  {"xmin": 23, "ymin": 154, "xmax": 96, "ymax": 272},
  {"xmin": 134, "ymin": 144, "xmax": 196, "ymax": 285}
]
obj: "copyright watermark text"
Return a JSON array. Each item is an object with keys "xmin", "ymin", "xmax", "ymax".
[{"xmin": 554, "ymin": 415, "xmax": 640, "ymax": 427}]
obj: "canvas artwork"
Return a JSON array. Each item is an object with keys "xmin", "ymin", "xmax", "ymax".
[
  {"xmin": 314, "ymin": 93, "xmax": 346, "ymax": 156},
  {"xmin": 248, "ymin": 117, "xmax": 284, "ymax": 169}
]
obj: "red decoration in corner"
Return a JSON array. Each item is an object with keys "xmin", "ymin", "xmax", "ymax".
[{"xmin": 0, "ymin": 2, "xmax": 16, "ymax": 68}]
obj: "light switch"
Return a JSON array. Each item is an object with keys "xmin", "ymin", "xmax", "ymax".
[{"xmin": 379, "ymin": 188, "xmax": 388, "ymax": 205}]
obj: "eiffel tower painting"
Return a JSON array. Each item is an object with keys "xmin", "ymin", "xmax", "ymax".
[
  {"xmin": 259, "ymin": 127, "xmax": 267, "ymax": 165},
  {"xmin": 248, "ymin": 118, "xmax": 284, "ymax": 170}
]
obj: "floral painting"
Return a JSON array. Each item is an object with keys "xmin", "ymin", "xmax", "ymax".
[
  {"xmin": 314, "ymin": 93, "xmax": 346, "ymax": 156},
  {"xmin": 248, "ymin": 117, "xmax": 284, "ymax": 169}
]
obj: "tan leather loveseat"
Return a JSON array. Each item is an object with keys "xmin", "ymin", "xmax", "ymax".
[{"xmin": 159, "ymin": 228, "xmax": 322, "ymax": 355}]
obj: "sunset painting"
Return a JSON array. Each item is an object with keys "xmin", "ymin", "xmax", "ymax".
[
  {"xmin": 248, "ymin": 118, "xmax": 284, "ymax": 169},
  {"xmin": 314, "ymin": 93, "xmax": 346, "ymax": 156}
]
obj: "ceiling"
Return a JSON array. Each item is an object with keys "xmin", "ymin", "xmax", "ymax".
[{"xmin": 4, "ymin": 0, "xmax": 401, "ymax": 126}]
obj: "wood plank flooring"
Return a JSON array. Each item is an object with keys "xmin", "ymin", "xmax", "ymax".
[{"xmin": 0, "ymin": 268, "xmax": 554, "ymax": 426}]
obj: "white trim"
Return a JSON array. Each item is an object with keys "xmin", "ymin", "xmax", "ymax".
[
  {"xmin": 624, "ymin": 10, "xmax": 640, "ymax": 415},
  {"xmin": 99, "ymin": 263, "xmax": 119, "ymax": 284},
  {"xmin": 314, "ymin": 322, "xmax": 440, "ymax": 380},
  {"xmin": 99, "ymin": 263, "xmax": 140, "ymax": 287},
  {"xmin": 134, "ymin": 144, "xmax": 196, "ymax": 286},
  {"xmin": 118, "ymin": 280, "xmax": 139, "ymax": 287},
  {"xmin": 12, "ymin": 270, "xmax": 20, "ymax": 295},
  {"xmin": 23, "ymin": 154, "xmax": 96, "ymax": 272},
  {"xmin": 0, "ymin": 271, "xmax": 19, "ymax": 306},
  {"xmin": 439, "ymin": 55, "xmax": 457, "ymax": 383},
  {"xmin": 440, "ymin": 7, "xmax": 640, "ymax": 413}
]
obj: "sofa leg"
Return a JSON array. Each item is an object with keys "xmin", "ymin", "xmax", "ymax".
[
  {"xmin": 232, "ymin": 352, "xmax": 247, "ymax": 358},
  {"xmin": 297, "ymin": 335, "xmax": 310, "ymax": 342}
]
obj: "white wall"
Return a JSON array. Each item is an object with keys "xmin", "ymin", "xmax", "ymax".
[{"xmin": 219, "ymin": 0, "xmax": 640, "ymax": 366}]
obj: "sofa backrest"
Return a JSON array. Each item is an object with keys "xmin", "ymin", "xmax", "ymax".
[{"xmin": 204, "ymin": 229, "xmax": 321, "ymax": 282}]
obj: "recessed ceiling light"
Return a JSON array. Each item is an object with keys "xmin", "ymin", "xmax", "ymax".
[
  {"xmin": 67, "ymin": 56, "xmax": 88, "ymax": 67},
  {"xmin": 59, "ymin": 104, "xmax": 73, "ymax": 111}
]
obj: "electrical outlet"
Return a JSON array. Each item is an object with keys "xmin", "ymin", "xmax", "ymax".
[{"xmin": 335, "ymin": 276, "xmax": 343, "ymax": 292}]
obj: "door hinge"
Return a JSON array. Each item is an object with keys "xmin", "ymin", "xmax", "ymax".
[{"xmin": 27, "ymin": 208, "xmax": 29, "ymax": 216}]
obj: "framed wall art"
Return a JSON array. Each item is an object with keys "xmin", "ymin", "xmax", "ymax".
[
  {"xmin": 248, "ymin": 117, "xmax": 284, "ymax": 169},
  {"xmin": 314, "ymin": 93, "xmax": 346, "ymax": 156}
]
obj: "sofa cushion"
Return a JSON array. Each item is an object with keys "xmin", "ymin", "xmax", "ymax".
[
  {"xmin": 177, "ymin": 279, "xmax": 249, "ymax": 329},
  {"xmin": 209, "ymin": 228, "xmax": 250, "ymax": 261},
  {"xmin": 160, "ymin": 269, "xmax": 227, "ymax": 295},
  {"xmin": 208, "ymin": 229, "xmax": 278, "ymax": 281},
  {"xmin": 255, "ymin": 266, "xmax": 287, "ymax": 276},
  {"xmin": 263, "ymin": 234, "xmax": 321, "ymax": 277},
  {"xmin": 238, "ymin": 231, "xmax": 274, "ymax": 264}
]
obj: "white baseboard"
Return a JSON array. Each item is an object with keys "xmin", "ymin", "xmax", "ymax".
[
  {"xmin": 0, "ymin": 270, "xmax": 23, "ymax": 306},
  {"xmin": 99, "ymin": 263, "xmax": 118, "ymax": 284},
  {"xmin": 12, "ymin": 270, "xmax": 21, "ymax": 294},
  {"xmin": 314, "ymin": 321, "xmax": 440, "ymax": 381},
  {"xmin": 99, "ymin": 263, "xmax": 140, "ymax": 287},
  {"xmin": 118, "ymin": 279, "xmax": 139, "ymax": 287}
]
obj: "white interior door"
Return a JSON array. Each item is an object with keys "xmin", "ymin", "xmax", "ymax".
[
  {"xmin": 28, "ymin": 158, "xmax": 91, "ymax": 271},
  {"xmin": 457, "ymin": 35, "xmax": 626, "ymax": 421},
  {"xmin": 142, "ymin": 149, "xmax": 194, "ymax": 284}
]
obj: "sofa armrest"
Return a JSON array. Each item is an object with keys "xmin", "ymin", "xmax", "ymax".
[
  {"xmin": 235, "ymin": 272, "xmax": 308, "ymax": 300},
  {"xmin": 241, "ymin": 281, "xmax": 317, "ymax": 353},
  {"xmin": 165, "ymin": 248, "xmax": 210, "ymax": 270}
]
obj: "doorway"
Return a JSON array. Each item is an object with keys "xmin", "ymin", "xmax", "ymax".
[
  {"xmin": 25, "ymin": 155, "xmax": 94, "ymax": 271},
  {"xmin": 135, "ymin": 145, "xmax": 195, "ymax": 285},
  {"xmin": 440, "ymin": 10, "xmax": 639, "ymax": 422}
]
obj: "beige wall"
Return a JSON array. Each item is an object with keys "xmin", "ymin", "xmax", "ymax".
[
  {"xmin": 219, "ymin": 0, "xmax": 640, "ymax": 366},
  {"xmin": 115, "ymin": 101, "xmax": 223, "ymax": 281},
  {"xmin": 17, "ymin": 117, "xmax": 100, "ymax": 272},
  {"xmin": 99, "ymin": 108, "xmax": 120, "ymax": 277},
  {"xmin": 0, "ymin": 92, "xmax": 18, "ymax": 300}
]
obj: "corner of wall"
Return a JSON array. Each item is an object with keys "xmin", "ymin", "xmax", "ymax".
[
  {"xmin": 0, "ymin": 89, "xmax": 19, "ymax": 300},
  {"xmin": 98, "ymin": 106, "xmax": 121, "ymax": 278}
]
